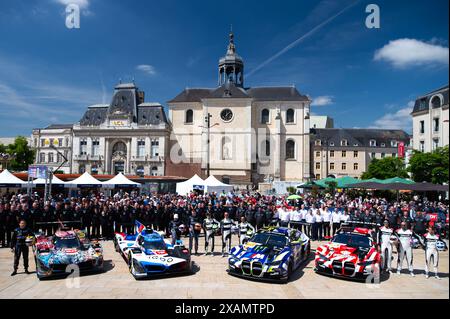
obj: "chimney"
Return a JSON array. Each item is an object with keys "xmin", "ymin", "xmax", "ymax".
[{"xmin": 137, "ymin": 91, "xmax": 145, "ymax": 104}]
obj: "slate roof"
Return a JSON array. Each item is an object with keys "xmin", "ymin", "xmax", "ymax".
[
  {"xmin": 137, "ymin": 104, "xmax": 168, "ymax": 125},
  {"xmin": 311, "ymin": 128, "xmax": 410, "ymax": 148},
  {"xmin": 168, "ymin": 83, "xmax": 309, "ymax": 103},
  {"xmin": 44, "ymin": 124, "xmax": 73, "ymax": 129},
  {"xmin": 412, "ymin": 85, "xmax": 449, "ymax": 114},
  {"xmin": 79, "ymin": 107, "xmax": 108, "ymax": 126}
]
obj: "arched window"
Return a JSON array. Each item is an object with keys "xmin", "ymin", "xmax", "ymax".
[
  {"xmin": 185, "ymin": 109, "xmax": 193, "ymax": 123},
  {"xmin": 261, "ymin": 109, "xmax": 270, "ymax": 124},
  {"xmin": 136, "ymin": 165, "xmax": 144, "ymax": 176},
  {"xmin": 286, "ymin": 140, "xmax": 295, "ymax": 160},
  {"xmin": 264, "ymin": 139, "xmax": 270, "ymax": 157},
  {"xmin": 151, "ymin": 166, "xmax": 158, "ymax": 176},
  {"xmin": 221, "ymin": 136, "xmax": 232, "ymax": 160},
  {"xmin": 431, "ymin": 96, "xmax": 441, "ymax": 108},
  {"xmin": 286, "ymin": 109, "xmax": 295, "ymax": 123},
  {"xmin": 112, "ymin": 141, "xmax": 127, "ymax": 154}
]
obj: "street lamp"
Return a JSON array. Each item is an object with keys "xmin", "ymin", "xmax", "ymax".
[{"xmin": 199, "ymin": 113, "xmax": 219, "ymax": 177}]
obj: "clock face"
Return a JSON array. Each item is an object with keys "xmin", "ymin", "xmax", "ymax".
[{"xmin": 220, "ymin": 108, "xmax": 233, "ymax": 122}]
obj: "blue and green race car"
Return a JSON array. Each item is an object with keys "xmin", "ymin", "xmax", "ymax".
[{"xmin": 227, "ymin": 226, "xmax": 311, "ymax": 282}]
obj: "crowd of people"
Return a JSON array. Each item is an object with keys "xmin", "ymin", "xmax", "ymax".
[{"xmin": 0, "ymin": 189, "xmax": 448, "ymax": 276}]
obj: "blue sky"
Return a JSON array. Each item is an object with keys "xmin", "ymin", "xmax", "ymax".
[{"xmin": 0, "ymin": 0, "xmax": 448, "ymax": 137}]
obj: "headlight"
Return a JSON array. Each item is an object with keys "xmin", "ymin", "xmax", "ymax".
[
  {"xmin": 317, "ymin": 254, "xmax": 329, "ymax": 262},
  {"xmin": 132, "ymin": 259, "xmax": 145, "ymax": 273},
  {"xmin": 269, "ymin": 260, "xmax": 283, "ymax": 267},
  {"xmin": 358, "ymin": 260, "xmax": 376, "ymax": 266}
]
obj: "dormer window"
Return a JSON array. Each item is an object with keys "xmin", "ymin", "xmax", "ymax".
[
  {"xmin": 315, "ymin": 139, "xmax": 321, "ymax": 146},
  {"xmin": 431, "ymin": 96, "xmax": 441, "ymax": 108},
  {"xmin": 329, "ymin": 142, "xmax": 335, "ymax": 146},
  {"xmin": 341, "ymin": 139, "xmax": 348, "ymax": 146},
  {"xmin": 370, "ymin": 139, "xmax": 377, "ymax": 147},
  {"xmin": 381, "ymin": 143, "xmax": 386, "ymax": 147},
  {"xmin": 391, "ymin": 140, "xmax": 398, "ymax": 147}
]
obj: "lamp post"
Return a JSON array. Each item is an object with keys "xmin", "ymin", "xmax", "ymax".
[{"xmin": 201, "ymin": 113, "xmax": 219, "ymax": 178}]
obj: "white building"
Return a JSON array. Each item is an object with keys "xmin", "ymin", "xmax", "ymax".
[
  {"xmin": 411, "ymin": 85, "xmax": 449, "ymax": 152},
  {"xmin": 31, "ymin": 83, "xmax": 170, "ymax": 176},
  {"xmin": 31, "ymin": 125, "xmax": 73, "ymax": 173},
  {"xmin": 167, "ymin": 32, "xmax": 311, "ymax": 186}
]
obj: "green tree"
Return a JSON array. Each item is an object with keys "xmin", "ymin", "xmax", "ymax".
[
  {"xmin": 361, "ymin": 157, "xmax": 408, "ymax": 180},
  {"xmin": 408, "ymin": 146, "xmax": 449, "ymax": 184},
  {"xmin": 325, "ymin": 180, "xmax": 337, "ymax": 195},
  {"xmin": 5, "ymin": 137, "xmax": 35, "ymax": 172}
]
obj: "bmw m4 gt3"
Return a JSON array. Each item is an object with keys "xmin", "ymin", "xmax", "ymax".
[{"xmin": 227, "ymin": 226, "xmax": 310, "ymax": 282}]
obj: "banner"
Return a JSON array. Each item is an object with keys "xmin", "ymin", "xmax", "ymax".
[
  {"xmin": 28, "ymin": 165, "xmax": 48, "ymax": 179},
  {"xmin": 398, "ymin": 142, "xmax": 405, "ymax": 158}
]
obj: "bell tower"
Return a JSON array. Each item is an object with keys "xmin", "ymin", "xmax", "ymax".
[{"xmin": 218, "ymin": 30, "xmax": 244, "ymax": 87}]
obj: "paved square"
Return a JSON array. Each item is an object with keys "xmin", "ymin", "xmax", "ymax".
[{"xmin": 0, "ymin": 237, "xmax": 448, "ymax": 299}]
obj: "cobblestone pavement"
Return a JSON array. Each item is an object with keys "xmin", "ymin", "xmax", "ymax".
[{"xmin": 0, "ymin": 236, "xmax": 448, "ymax": 299}]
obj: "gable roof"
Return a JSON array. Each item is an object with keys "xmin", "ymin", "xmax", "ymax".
[{"xmin": 168, "ymin": 84, "xmax": 309, "ymax": 103}]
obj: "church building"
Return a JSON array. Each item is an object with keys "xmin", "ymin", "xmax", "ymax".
[{"xmin": 167, "ymin": 32, "xmax": 311, "ymax": 186}]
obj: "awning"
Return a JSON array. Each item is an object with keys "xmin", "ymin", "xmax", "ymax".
[{"xmin": 0, "ymin": 169, "xmax": 26, "ymax": 188}]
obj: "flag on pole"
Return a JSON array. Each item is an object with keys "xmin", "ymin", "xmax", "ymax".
[{"xmin": 135, "ymin": 220, "xmax": 145, "ymax": 233}]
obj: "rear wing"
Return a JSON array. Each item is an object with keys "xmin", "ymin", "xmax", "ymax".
[{"xmin": 338, "ymin": 221, "xmax": 381, "ymax": 243}]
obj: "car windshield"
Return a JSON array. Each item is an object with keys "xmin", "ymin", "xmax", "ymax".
[
  {"xmin": 250, "ymin": 233, "xmax": 287, "ymax": 248},
  {"xmin": 54, "ymin": 237, "xmax": 81, "ymax": 249},
  {"xmin": 332, "ymin": 233, "xmax": 371, "ymax": 248},
  {"xmin": 142, "ymin": 240, "xmax": 166, "ymax": 251}
]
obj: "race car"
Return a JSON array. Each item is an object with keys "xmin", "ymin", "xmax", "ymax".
[
  {"xmin": 227, "ymin": 226, "xmax": 311, "ymax": 282},
  {"xmin": 314, "ymin": 223, "xmax": 381, "ymax": 282},
  {"xmin": 33, "ymin": 228, "xmax": 104, "ymax": 280},
  {"xmin": 114, "ymin": 221, "xmax": 192, "ymax": 279}
]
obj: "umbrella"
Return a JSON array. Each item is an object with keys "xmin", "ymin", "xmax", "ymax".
[
  {"xmin": 380, "ymin": 177, "xmax": 415, "ymax": 184},
  {"xmin": 335, "ymin": 176, "xmax": 360, "ymax": 188},
  {"xmin": 287, "ymin": 194, "xmax": 301, "ymax": 200}
]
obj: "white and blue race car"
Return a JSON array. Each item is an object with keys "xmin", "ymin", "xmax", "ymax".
[{"xmin": 114, "ymin": 221, "xmax": 192, "ymax": 279}]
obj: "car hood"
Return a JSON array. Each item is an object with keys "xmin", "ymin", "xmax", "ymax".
[
  {"xmin": 317, "ymin": 243, "xmax": 371, "ymax": 262},
  {"xmin": 38, "ymin": 247, "xmax": 99, "ymax": 266},
  {"xmin": 231, "ymin": 242, "xmax": 289, "ymax": 264}
]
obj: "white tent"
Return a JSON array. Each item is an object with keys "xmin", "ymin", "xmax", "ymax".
[
  {"xmin": 69, "ymin": 172, "xmax": 104, "ymax": 188},
  {"xmin": 176, "ymin": 174, "xmax": 205, "ymax": 195},
  {"xmin": 31, "ymin": 175, "xmax": 67, "ymax": 186},
  {"xmin": 0, "ymin": 169, "xmax": 26, "ymax": 187},
  {"xmin": 204, "ymin": 175, "xmax": 233, "ymax": 193},
  {"xmin": 102, "ymin": 172, "xmax": 141, "ymax": 188}
]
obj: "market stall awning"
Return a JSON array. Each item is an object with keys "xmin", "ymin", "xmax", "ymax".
[
  {"xmin": 0, "ymin": 169, "xmax": 26, "ymax": 188},
  {"xmin": 68, "ymin": 172, "xmax": 104, "ymax": 188},
  {"xmin": 31, "ymin": 175, "xmax": 67, "ymax": 186},
  {"xmin": 102, "ymin": 172, "xmax": 141, "ymax": 188},
  {"xmin": 204, "ymin": 175, "xmax": 233, "ymax": 193}
]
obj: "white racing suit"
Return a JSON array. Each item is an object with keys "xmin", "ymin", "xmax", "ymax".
[
  {"xmin": 379, "ymin": 226, "xmax": 393, "ymax": 271},
  {"xmin": 203, "ymin": 217, "xmax": 219, "ymax": 253},
  {"xmin": 423, "ymin": 233, "xmax": 440, "ymax": 276},
  {"xmin": 396, "ymin": 228, "xmax": 414, "ymax": 272},
  {"xmin": 238, "ymin": 222, "xmax": 255, "ymax": 245},
  {"xmin": 221, "ymin": 218, "xmax": 235, "ymax": 254}
]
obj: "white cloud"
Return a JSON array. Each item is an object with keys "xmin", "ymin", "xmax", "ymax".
[
  {"xmin": 136, "ymin": 64, "xmax": 157, "ymax": 76},
  {"xmin": 311, "ymin": 95, "xmax": 333, "ymax": 106},
  {"xmin": 370, "ymin": 101, "xmax": 415, "ymax": 132},
  {"xmin": 374, "ymin": 38, "xmax": 449, "ymax": 68}
]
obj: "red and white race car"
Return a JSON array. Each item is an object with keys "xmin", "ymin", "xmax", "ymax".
[{"xmin": 314, "ymin": 224, "xmax": 381, "ymax": 282}]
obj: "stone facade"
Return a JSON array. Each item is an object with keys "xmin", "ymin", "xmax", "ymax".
[
  {"xmin": 411, "ymin": 85, "xmax": 449, "ymax": 153},
  {"xmin": 167, "ymin": 32, "xmax": 311, "ymax": 186}
]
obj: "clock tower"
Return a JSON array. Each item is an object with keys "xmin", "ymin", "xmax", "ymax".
[{"xmin": 218, "ymin": 31, "xmax": 244, "ymax": 88}]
